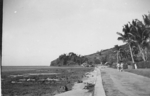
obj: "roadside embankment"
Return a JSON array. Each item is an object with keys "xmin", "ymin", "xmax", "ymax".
[{"xmin": 94, "ymin": 66, "xmax": 106, "ymax": 96}]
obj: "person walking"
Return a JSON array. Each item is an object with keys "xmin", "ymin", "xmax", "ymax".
[
  {"xmin": 117, "ymin": 62, "xmax": 121, "ymax": 71},
  {"xmin": 120, "ymin": 61, "xmax": 124, "ymax": 72}
]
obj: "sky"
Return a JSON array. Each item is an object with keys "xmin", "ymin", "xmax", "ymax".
[{"xmin": 2, "ymin": 0, "xmax": 150, "ymax": 66}]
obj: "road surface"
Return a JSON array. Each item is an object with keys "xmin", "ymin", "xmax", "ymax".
[{"xmin": 101, "ymin": 67, "xmax": 150, "ymax": 96}]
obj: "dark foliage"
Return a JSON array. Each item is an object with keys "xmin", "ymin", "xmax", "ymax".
[
  {"xmin": 136, "ymin": 61, "xmax": 150, "ymax": 68},
  {"xmin": 51, "ymin": 52, "xmax": 88, "ymax": 66}
]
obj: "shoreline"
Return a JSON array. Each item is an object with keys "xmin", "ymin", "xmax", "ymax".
[{"xmin": 2, "ymin": 66, "xmax": 94, "ymax": 96}]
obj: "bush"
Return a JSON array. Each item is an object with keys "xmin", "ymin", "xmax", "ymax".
[
  {"xmin": 126, "ymin": 61, "xmax": 133, "ymax": 65},
  {"xmin": 136, "ymin": 61, "xmax": 150, "ymax": 68},
  {"xmin": 123, "ymin": 63, "xmax": 128, "ymax": 69}
]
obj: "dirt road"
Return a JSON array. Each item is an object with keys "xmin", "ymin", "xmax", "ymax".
[{"xmin": 101, "ymin": 67, "xmax": 150, "ymax": 96}]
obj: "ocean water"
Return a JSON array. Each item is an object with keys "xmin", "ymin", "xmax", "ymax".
[
  {"xmin": 1, "ymin": 66, "xmax": 56, "ymax": 72},
  {"xmin": 1, "ymin": 66, "xmax": 84, "ymax": 72}
]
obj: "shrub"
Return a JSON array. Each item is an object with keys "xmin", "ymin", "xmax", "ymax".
[
  {"xmin": 136, "ymin": 61, "xmax": 150, "ymax": 68},
  {"xmin": 123, "ymin": 63, "xmax": 128, "ymax": 69}
]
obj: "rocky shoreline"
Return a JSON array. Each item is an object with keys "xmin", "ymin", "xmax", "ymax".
[{"xmin": 2, "ymin": 67, "xmax": 94, "ymax": 96}]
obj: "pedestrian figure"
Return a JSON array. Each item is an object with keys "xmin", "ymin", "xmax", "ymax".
[
  {"xmin": 117, "ymin": 63, "xmax": 121, "ymax": 71},
  {"xmin": 120, "ymin": 61, "xmax": 124, "ymax": 72}
]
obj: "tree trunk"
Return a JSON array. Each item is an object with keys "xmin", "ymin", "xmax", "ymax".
[
  {"xmin": 128, "ymin": 43, "xmax": 137, "ymax": 69},
  {"xmin": 117, "ymin": 51, "xmax": 119, "ymax": 63},
  {"xmin": 128, "ymin": 44, "xmax": 135, "ymax": 63},
  {"xmin": 138, "ymin": 45, "xmax": 146, "ymax": 61},
  {"xmin": 144, "ymin": 48, "xmax": 148, "ymax": 61}
]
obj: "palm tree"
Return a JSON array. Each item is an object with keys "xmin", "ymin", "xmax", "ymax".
[
  {"xmin": 143, "ymin": 12, "xmax": 150, "ymax": 28},
  {"xmin": 129, "ymin": 19, "xmax": 150, "ymax": 61},
  {"xmin": 143, "ymin": 12, "xmax": 150, "ymax": 42},
  {"xmin": 142, "ymin": 12, "xmax": 150, "ymax": 60},
  {"xmin": 117, "ymin": 24, "xmax": 137, "ymax": 69},
  {"xmin": 114, "ymin": 45, "xmax": 121, "ymax": 64}
]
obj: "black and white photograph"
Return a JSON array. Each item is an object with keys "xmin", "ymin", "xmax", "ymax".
[{"xmin": 2, "ymin": 0, "xmax": 150, "ymax": 96}]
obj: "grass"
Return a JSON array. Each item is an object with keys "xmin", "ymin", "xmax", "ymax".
[
  {"xmin": 101, "ymin": 71, "xmax": 124, "ymax": 96},
  {"xmin": 2, "ymin": 66, "xmax": 94, "ymax": 96},
  {"xmin": 125, "ymin": 69, "xmax": 150, "ymax": 78}
]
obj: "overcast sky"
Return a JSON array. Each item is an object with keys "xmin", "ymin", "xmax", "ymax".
[{"xmin": 2, "ymin": 0, "xmax": 150, "ymax": 66}]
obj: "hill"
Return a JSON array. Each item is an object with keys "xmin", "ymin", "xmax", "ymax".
[
  {"xmin": 50, "ymin": 44, "xmax": 127, "ymax": 66},
  {"xmin": 50, "ymin": 52, "xmax": 88, "ymax": 66},
  {"xmin": 50, "ymin": 44, "xmax": 150, "ymax": 68}
]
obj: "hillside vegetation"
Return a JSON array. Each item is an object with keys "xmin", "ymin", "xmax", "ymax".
[
  {"xmin": 51, "ymin": 52, "xmax": 89, "ymax": 66},
  {"xmin": 51, "ymin": 12, "xmax": 150, "ymax": 69}
]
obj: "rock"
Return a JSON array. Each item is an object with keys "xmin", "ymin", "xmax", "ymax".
[
  {"xmin": 19, "ymin": 79, "xmax": 26, "ymax": 82},
  {"xmin": 84, "ymin": 83, "xmax": 95, "ymax": 90},
  {"xmin": 11, "ymin": 81, "xmax": 16, "ymax": 83},
  {"xmin": 77, "ymin": 80, "xmax": 83, "ymax": 83},
  {"xmin": 64, "ymin": 85, "xmax": 69, "ymax": 91},
  {"xmin": 59, "ymin": 85, "xmax": 69, "ymax": 92},
  {"xmin": 52, "ymin": 90, "xmax": 59, "ymax": 95}
]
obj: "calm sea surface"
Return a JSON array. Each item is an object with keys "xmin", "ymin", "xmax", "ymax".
[{"xmin": 2, "ymin": 66, "xmax": 84, "ymax": 72}]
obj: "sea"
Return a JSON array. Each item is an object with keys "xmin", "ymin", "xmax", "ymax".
[{"xmin": 1, "ymin": 66, "xmax": 84, "ymax": 72}]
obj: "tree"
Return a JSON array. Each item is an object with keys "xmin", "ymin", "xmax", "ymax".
[
  {"xmin": 142, "ymin": 12, "xmax": 150, "ymax": 60},
  {"xmin": 114, "ymin": 45, "xmax": 121, "ymax": 64},
  {"xmin": 94, "ymin": 57, "xmax": 100, "ymax": 64},
  {"xmin": 128, "ymin": 19, "xmax": 150, "ymax": 61},
  {"xmin": 143, "ymin": 12, "xmax": 150, "ymax": 28},
  {"xmin": 100, "ymin": 55, "xmax": 107, "ymax": 64},
  {"xmin": 117, "ymin": 12, "xmax": 150, "ymax": 68},
  {"xmin": 119, "ymin": 47, "xmax": 129, "ymax": 61},
  {"xmin": 117, "ymin": 24, "xmax": 137, "ymax": 69}
]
